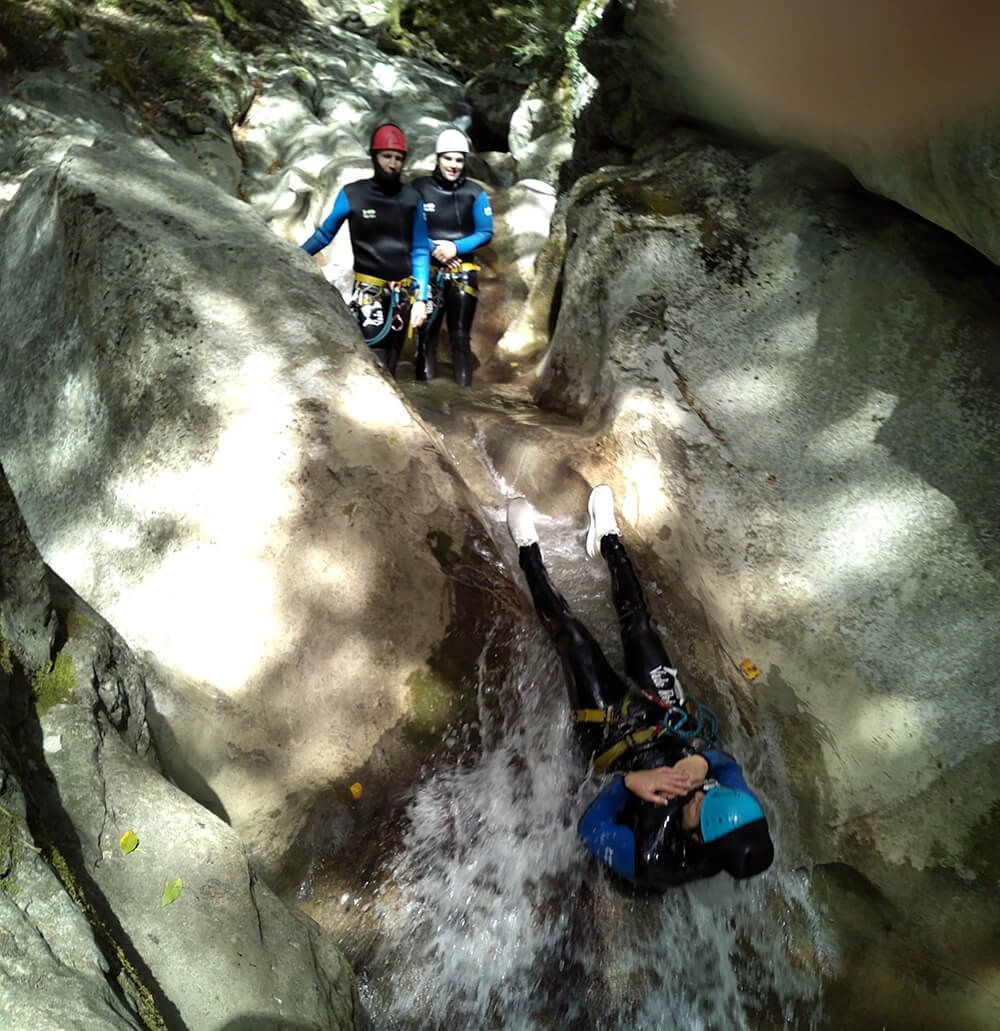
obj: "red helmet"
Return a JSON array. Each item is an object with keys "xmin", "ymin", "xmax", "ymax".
[{"xmin": 369, "ymin": 123, "xmax": 407, "ymax": 154}]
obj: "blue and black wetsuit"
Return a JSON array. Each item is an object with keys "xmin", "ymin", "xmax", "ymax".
[
  {"xmin": 519, "ymin": 535, "xmax": 768, "ymax": 891},
  {"xmin": 411, "ymin": 169, "xmax": 493, "ymax": 385},
  {"xmin": 302, "ymin": 177, "xmax": 430, "ymax": 377}
]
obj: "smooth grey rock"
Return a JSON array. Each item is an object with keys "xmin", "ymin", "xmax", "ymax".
[
  {"xmin": 513, "ymin": 129, "xmax": 1000, "ymax": 1024},
  {"xmin": 576, "ymin": 0, "xmax": 1000, "ymax": 264},
  {"xmin": 1, "ymin": 461, "xmax": 362, "ymax": 1031},
  {"xmin": 0, "ymin": 130, "xmax": 506, "ymax": 884},
  {"xmin": 508, "ymin": 78, "xmax": 574, "ymax": 186},
  {"xmin": 0, "ymin": 774, "xmax": 144, "ymax": 1031}
]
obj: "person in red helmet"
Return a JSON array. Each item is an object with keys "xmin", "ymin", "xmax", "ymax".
[{"xmin": 302, "ymin": 123, "xmax": 430, "ymax": 377}]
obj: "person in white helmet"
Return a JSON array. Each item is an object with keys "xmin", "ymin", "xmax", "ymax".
[{"xmin": 410, "ymin": 127, "xmax": 494, "ymax": 386}]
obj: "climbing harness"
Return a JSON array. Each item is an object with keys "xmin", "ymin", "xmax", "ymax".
[
  {"xmin": 430, "ymin": 262, "xmax": 480, "ymax": 301},
  {"xmin": 350, "ymin": 273, "xmax": 417, "ymax": 346},
  {"xmin": 576, "ymin": 686, "xmax": 720, "ymax": 774}
]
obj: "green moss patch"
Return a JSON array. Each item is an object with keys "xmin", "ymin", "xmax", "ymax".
[
  {"xmin": 961, "ymin": 799, "xmax": 1000, "ymax": 882},
  {"xmin": 609, "ymin": 181, "xmax": 687, "ymax": 219},
  {"xmin": 49, "ymin": 846, "xmax": 169, "ymax": 1031},
  {"xmin": 31, "ymin": 651, "xmax": 77, "ymax": 715},
  {"xmin": 402, "ymin": 668, "xmax": 462, "ymax": 749},
  {"xmin": 2, "ymin": 1, "xmax": 251, "ymax": 129},
  {"xmin": 0, "ymin": 806, "xmax": 24, "ymax": 893},
  {"xmin": 0, "ymin": 636, "xmax": 13, "ymax": 678}
]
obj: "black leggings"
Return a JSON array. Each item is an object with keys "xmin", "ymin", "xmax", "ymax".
[
  {"xmin": 416, "ymin": 270, "xmax": 478, "ymax": 385},
  {"xmin": 349, "ymin": 280, "xmax": 412, "ymax": 378},
  {"xmin": 518, "ymin": 536, "xmax": 674, "ymax": 717}
]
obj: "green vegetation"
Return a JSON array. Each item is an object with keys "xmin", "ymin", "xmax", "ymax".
[
  {"xmin": 49, "ymin": 845, "xmax": 169, "ymax": 1031},
  {"xmin": 396, "ymin": 0, "xmax": 586, "ymax": 78},
  {"xmin": 31, "ymin": 651, "xmax": 77, "ymax": 715},
  {"xmin": 0, "ymin": 636, "xmax": 13, "ymax": 678},
  {"xmin": 962, "ymin": 799, "xmax": 1000, "ymax": 882},
  {"xmin": 1, "ymin": 0, "xmax": 249, "ymax": 126}
]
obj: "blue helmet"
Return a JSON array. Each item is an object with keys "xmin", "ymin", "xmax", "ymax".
[{"xmin": 700, "ymin": 787, "xmax": 774, "ymax": 879}]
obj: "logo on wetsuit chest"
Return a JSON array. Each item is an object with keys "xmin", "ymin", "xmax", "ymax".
[
  {"xmin": 361, "ymin": 208, "xmax": 377, "ymax": 219},
  {"xmin": 424, "ymin": 203, "xmax": 436, "ymax": 213}
]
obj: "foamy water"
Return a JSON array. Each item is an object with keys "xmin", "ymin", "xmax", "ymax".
[{"xmin": 338, "ymin": 506, "xmax": 832, "ymax": 1029}]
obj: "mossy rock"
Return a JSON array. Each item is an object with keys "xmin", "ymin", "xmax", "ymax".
[
  {"xmin": 31, "ymin": 651, "xmax": 77, "ymax": 715},
  {"xmin": 609, "ymin": 180, "xmax": 688, "ymax": 219},
  {"xmin": 962, "ymin": 799, "xmax": 1000, "ymax": 883},
  {"xmin": 0, "ymin": 635, "xmax": 13, "ymax": 678},
  {"xmin": 402, "ymin": 667, "xmax": 464, "ymax": 748}
]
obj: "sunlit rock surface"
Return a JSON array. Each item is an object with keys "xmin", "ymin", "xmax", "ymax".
[
  {"xmin": 1, "ymin": 465, "xmax": 362, "ymax": 1030},
  {"xmin": 0, "ymin": 132, "xmax": 509, "ymax": 885},
  {"xmin": 511, "ymin": 129, "xmax": 1000, "ymax": 1026},
  {"xmin": 236, "ymin": 15, "xmax": 468, "ymax": 257},
  {"xmin": 578, "ymin": 0, "xmax": 1000, "ymax": 265}
]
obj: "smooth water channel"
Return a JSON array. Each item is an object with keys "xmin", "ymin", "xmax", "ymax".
[{"xmin": 305, "ymin": 388, "xmax": 833, "ymax": 1029}]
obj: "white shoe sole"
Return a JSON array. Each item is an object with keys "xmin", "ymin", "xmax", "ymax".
[
  {"xmin": 586, "ymin": 484, "xmax": 620, "ymax": 558},
  {"xmin": 507, "ymin": 497, "xmax": 538, "ymax": 548}
]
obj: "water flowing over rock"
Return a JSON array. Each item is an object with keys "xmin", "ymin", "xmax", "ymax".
[
  {"xmin": 3, "ymin": 3, "xmax": 1000, "ymax": 1027},
  {"xmin": 507, "ymin": 128, "xmax": 1000, "ymax": 1026},
  {"xmin": 0, "ymin": 131, "xmax": 513, "ymax": 890}
]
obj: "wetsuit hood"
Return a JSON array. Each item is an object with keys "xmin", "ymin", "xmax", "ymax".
[
  {"xmin": 371, "ymin": 164, "xmax": 403, "ymax": 194},
  {"xmin": 703, "ymin": 818, "xmax": 774, "ymax": 878},
  {"xmin": 432, "ymin": 165, "xmax": 465, "ymax": 191}
]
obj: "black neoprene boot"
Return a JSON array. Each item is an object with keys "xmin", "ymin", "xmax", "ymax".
[
  {"xmin": 415, "ymin": 331, "xmax": 437, "ymax": 381},
  {"xmin": 451, "ymin": 334, "xmax": 473, "ymax": 386}
]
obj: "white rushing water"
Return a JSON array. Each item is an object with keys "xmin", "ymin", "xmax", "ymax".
[{"xmin": 346, "ymin": 504, "xmax": 832, "ymax": 1030}]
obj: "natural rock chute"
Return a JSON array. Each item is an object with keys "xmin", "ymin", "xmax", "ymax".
[{"xmin": 0, "ymin": 131, "xmax": 516, "ymax": 889}]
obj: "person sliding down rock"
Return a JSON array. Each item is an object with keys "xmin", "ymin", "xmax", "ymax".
[
  {"xmin": 411, "ymin": 128, "xmax": 494, "ymax": 387},
  {"xmin": 301, "ymin": 123, "xmax": 430, "ymax": 378},
  {"xmin": 506, "ymin": 486, "xmax": 775, "ymax": 890}
]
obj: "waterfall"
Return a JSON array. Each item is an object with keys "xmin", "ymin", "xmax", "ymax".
[{"xmin": 339, "ymin": 506, "xmax": 832, "ymax": 1029}]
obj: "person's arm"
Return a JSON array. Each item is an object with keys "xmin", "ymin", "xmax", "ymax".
[
  {"xmin": 702, "ymin": 749, "xmax": 764, "ymax": 803},
  {"xmin": 577, "ymin": 777, "xmax": 636, "ymax": 880},
  {"xmin": 623, "ymin": 755, "xmax": 708, "ymax": 804},
  {"xmin": 409, "ymin": 201, "xmax": 430, "ymax": 328},
  {"xmin": 410, "ymin": 201, "xmax": 431, "ymax": 300},
  {"xmin": 301, "ymin": 189, "xmax": 350, "ymax": 255},
  {"xmin": 451, "ymin": 190, "xmax": 494, "ymax": 255}
]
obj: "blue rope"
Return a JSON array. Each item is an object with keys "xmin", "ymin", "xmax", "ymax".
[
  {"xmin": 364, "ymin": 284, "xmax": 400, "ymax": 347},
  {"xmin": 661, "ymin": 699, "xmax": 720, "ymax": 744}
]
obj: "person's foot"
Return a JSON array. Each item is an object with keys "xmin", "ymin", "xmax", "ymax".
[
  {"xmin": 506, "ymin": 496, "xmax": 538, "ymax": 548},
  {"xmin": 585, "ymin": 484, "xmax": 621, "ymax": 558}
]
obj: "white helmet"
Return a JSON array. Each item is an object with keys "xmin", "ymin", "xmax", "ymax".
[{"xmin": 435, "ymin": 128, "xmax": 470, "ymax": 155}]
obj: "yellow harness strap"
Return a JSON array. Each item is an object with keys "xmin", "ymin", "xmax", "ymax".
[
  {"xmin": 574, "ymin": 708, "xmax": 617, "ymax": 724},
  {"xmin": 353, "ymin": 272, "xmax": 417, "ymax": 291},
  {"xmin": 592, "ymin": 726, "xmax": 663, "ymax": 774}
]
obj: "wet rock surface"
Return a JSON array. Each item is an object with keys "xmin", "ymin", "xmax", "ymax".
[
  {"xmin": 1, "ymin": 3, "xmax": 999, "ymax": 1028},
  {"xmin": 1, "ymin": 464, "xmax": 362, "ymax": 1030},
  {"xmin": 511, "ymin": 128, "xmax": 1000, "ymax": 1027}
]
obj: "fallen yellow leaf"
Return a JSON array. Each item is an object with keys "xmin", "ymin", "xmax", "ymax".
[
  {"xmin": 739, "ymin": 659, "xmax": 761, "ymax": 681},
  {"xmin": 349, "ymin": 782, "xmax": 363, "ymax": 800},
  {"xmin": 119, "ymin": 830, "xmax": 139, "ymax": 854},
  {"xmin": 160, "ymin": 878, "xmax": 183, "ymax": 907}
]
